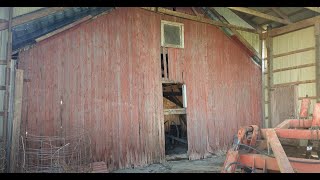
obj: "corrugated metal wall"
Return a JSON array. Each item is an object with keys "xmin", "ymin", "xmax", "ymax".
[
  {"xmin": 264, "ymin": 27, "xmax": 316, "ymax": 124},
  {"xmin": 18, "ymin": 8, "xmax": 262, "ymax": 170},
  {"xmin": 0, "ymin": 7, "xmax": 9, "ymax": 137}
]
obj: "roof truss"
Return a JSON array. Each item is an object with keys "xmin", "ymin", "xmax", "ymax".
[
  {"xmin": 228, "ymin": 7, "xmax": 291, "ymax": 25},
  {"xmin": 271, "ymin": 7, "xmax": 291, "ymax": 24},
  {"xmin": 0, "ymin": 7, "xmax": 68, "ymax": 31}
]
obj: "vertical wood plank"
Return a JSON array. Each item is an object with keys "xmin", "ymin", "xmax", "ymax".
[
  {"xmin": 267, "ymin": 26, "xmax": 273, "ymax": 128},
  {"xmin": 9, "ymin": 69, "xmax": 23, "ymax": 172},
  {"xmin": 315, "ymin": 23, "xmax": 320, "ymax": 103}
]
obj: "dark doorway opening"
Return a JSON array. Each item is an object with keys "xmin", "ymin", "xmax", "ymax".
[{"xmin": 162, "ymin": 83, "xmax": 188, "ymax": 157}]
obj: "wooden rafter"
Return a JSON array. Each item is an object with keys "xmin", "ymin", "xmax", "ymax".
[
  {"xmin": 250, "ymin": 9, "xmax": 273, "ymax": 20},
  {"xmin": 0, "ymin": 7, "xmax": 68, "ymax": 31},
  {"xmin": 271, "ymin": 7, "xmax": 291, "ymax": 23},
  {"xmin": 305, "ymin": 7, "xmax": 320, "ymax": 14},
  {"xmin": 261, "ymin": 15, "xmax": 320, "ymax": 39},
  {"xmin": 231, "ymin": 10, "xmax": 265, "ymax": 32},
  {"xmin": 259, "ymin": 8, "xmax": 308, "ymax": 27},
  {"xmin": 228, "ymin": 7, "xmax": 291, "ymax": 25},
  {"xmin": 141, "ymin": 7, "xmax": 258, "ymax": 33},
  {"xmin": 191, "ymin": 7, "xmax": 200, "ymax": 17}
]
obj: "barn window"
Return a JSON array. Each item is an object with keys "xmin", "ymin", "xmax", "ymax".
[{"xmin": 161, "ymin": 20, "xmax": 184, "ymax": 48}]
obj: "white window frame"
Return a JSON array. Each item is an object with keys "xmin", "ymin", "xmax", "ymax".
[{"xmin": 161, "ymin": 20, "xmax": 184, "ymax": 49}]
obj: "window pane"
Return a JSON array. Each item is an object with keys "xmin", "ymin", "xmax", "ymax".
[{"xmin": 164, "ymin": 24, "xmax": 181, "ymax": 46}]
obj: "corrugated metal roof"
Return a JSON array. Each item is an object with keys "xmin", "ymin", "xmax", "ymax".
[
  {"xmin": 213, "ymin": 7, "xmax": 254, "ymax": 29},
  {"xmin": 12, "ymin": 7, "xmax": 112, "ymax": 52},
  {"xmin": 13, "ymin": 7, "xmax": 44, "ymax": 17}
]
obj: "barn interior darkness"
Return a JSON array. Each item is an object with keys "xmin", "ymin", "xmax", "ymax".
[{"xmin": 163, "ymin": 83, "xmax": 188, "ymax": 156}]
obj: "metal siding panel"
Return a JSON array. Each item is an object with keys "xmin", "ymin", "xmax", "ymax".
[
  {"xmin": 272, "ymin": 26, "xmax": 316, "ymax": 111},
  {"xmin": 18, "ymin": 7, "xmax": 261, "ymax": 170}
]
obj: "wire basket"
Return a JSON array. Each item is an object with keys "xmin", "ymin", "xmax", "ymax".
[{"xmin": 19, "ymin": 127, "xmax": 92, "ymax": 173}]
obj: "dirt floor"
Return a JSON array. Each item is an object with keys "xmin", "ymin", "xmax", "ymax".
[{"xmin": 111, "ymin": 154, "xmax": 226, "ymax": 173}]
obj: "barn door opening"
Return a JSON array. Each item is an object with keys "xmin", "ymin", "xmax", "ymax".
[{"xmin": 162, "ymin": 83, "xmax": 188, "ymax": 159}]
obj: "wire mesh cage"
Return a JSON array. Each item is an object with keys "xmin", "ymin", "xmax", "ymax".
[{"xmin": 19, "ymin": 127, "xmax": 92, "ymax": 173}]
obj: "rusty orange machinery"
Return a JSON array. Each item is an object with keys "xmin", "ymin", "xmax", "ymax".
[{"xmin": 221, "ymin": 98, "xmax": 320, "ymax": 173}]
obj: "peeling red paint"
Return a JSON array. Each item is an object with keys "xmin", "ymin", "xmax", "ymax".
[{"xmin": 18, "ymin": 8, "xmax": 262, "ymax": 171}]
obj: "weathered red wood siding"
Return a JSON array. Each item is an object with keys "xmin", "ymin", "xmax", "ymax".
[
  {"xmin": 18, "ymin": 8, "xmax": 262, "ymax": 170},
  {"xmin": 165, "ymin": 14, "xmax": 262, "ymax": 159}
]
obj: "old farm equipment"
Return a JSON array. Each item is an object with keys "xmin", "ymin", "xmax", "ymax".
[{"xmin": 222, "ymin": 98, "xmax": 320, "ymax": 173}]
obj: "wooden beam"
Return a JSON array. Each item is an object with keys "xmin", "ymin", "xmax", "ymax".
[
  {"xmin": 258, "ymin": 9, "xmax": 307, "ymax": 27},
  {"xmin": 298, "ymin": 96, "xmax": 316, "ymax": 100},
  {"xmin": 264, "ymin": 63, "xmax": 315, "ymax": 74},
  {"xmin": 164, "ymin": 108, "xmax": 186, "ymax": 115},
  {"xmin": 260, "ymin": 35, "xmax": 265, "ymax": 127},
  {"xmin": 271, "ymin": 7, "xmax": 291, "ymax": 24},
  {"xmin": 315, "ymin": 22, "xmax": 320, "ymax": 103},
  {"xmin": 266, "ymin": 129, "xmax": 294, "ymax": 173},
  {"xmin": 263, "ymin": 46, "xmax": 315, "ymax": 60},
  {"xmin": 262, "ymin": 16, "xmax": 320, "ymax": 39},
  {"xmin": 3, "ymin": 9, "xmax": 13, "ymax": 157},
  {"xmin": 259, "ymin": 8, "xmax": 307, "ymax": 27},
  {"xmin": 141, "ymin": 7, "xmax": 259, "ymax": 34},
  {"xmin": 275, "ymin": 119, "xmax": 291, "ymax": 129},
  {"xmin": 0, "ymin": 7, "xmax": 68, "ymax": 31},
  {"xmin": 232, "ymin": 10, "xmax": 265, "ymax": 33},
  {"xmin": 9, "ymin": 69, "xmax": 23, "ymax": 172},
  {"xmin": 162, "ymin": 78, "xmax": 184, "ymax": 84},
  {"xmin": 36, "ymin": 15, "xmax": 92, "ymax": 42},
  {"xmin": 227, "ymin": 7, "xmax": 291, "ymax": 25},
  {"xmin": 273, "ymin": 47, "xmax": 315, "ymax": 58},
  {"xmin": 266, "ymin": 25, "xmax": 273, "ymax": 128},
  {"xmin": 249, "ymin": 8, "xmax": 273, "ymax": 21},
  {"xmin": 305, "ymin": 7, "xmax": 320, "ymax": 14},
  {"xmin": 264, "ymin": 80, "xmax": 316, "ymax": 89}
]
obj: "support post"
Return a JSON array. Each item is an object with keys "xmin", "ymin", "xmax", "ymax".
[
  {"xmin": 315, "ymin": 22, "xmax": 320, "ymax": 103},
  {"xmin": 260, "ymin": 35, "xmax": 265, "ymax": 127},
  {"xmin": 266, "ymin": 25, "xmax": 273, "ymax": 128},
  {"xmin": 2, "ymin": 8, "xmax": 12, "ymax": 173},
  {"xmin": 9, "ymin": 69, "xmax": 23, "ymax": 172}
]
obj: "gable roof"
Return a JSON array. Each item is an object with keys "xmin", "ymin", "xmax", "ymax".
[{"xmin": 12, "ymin": 7, "xmax": 112, "ymax": 52}]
